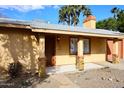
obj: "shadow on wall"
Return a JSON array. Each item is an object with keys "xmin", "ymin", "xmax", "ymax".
[{"xmin": 0, "ymin": 27, "xmax": 39, "ymax": 74}]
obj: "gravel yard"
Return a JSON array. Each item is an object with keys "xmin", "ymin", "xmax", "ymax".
[
  {"xmin": 0, "ymin": 67, "xmax": 124, "ymax": 88},
  {"xmin": 65, "ymin": 67, "xmax": 124, "ymax": 88}
]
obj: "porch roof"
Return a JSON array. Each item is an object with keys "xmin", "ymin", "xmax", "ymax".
[
  {"xmin": 0, "ymin": 18, "xmax": 124, "ymax": 39},
  {"xmin": 31, "ymin": 23, "xmax": 124, "ymax": 39}
]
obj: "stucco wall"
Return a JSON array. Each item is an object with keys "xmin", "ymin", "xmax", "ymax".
[
  {"xmin": 0, "ymin": 27, "xmax": 42, "ymax": 73},
  {"xmin": 83, "ymin": 20, "xmax": 96, "ymax": 29},
  {"xmin": 84, "ymin": 37, "xmax": 106, "ymax": 62},
  {"xmin": 55, "ymin": 36, "xmax": 106, "ymax": 65},
  {"xmin": 0, "ymin": 27, "xmax": 107, "ymax": 72},
  {"xmin": 56, "ymin": 35, "xmax": 76, "ymax": 65}
]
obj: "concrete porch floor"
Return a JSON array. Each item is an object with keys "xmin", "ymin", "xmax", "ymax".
[
  {"xmin": 46, "ymin": 60, "xmax": 124, "ymax": 74},
  {"xmin": 92, "ymin": 60, "xmax": 124, "ymax": 70},
  {"xmin": 46, "ymin": 62, "xmax": 105, "ymax": 74}
]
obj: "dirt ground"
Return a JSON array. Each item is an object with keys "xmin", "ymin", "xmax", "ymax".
[
  {"xmin": 65, "ymin": 67, "xmax": 124, "ymax": 88},
  {"xmin": 0, "ymin": 67, "xmax": 124, "ymax": 88}
]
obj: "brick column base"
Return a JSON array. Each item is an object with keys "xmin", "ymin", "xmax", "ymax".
[
  {"xmin": 38, "ymin": 57, "xmax": 46, "ymax": 77},
  {"xmin": 112, "ymin": 54, "xmax": 120, "ymax": 64},
  {"xmin": 76, "ymin": 56, "xmax": 84, "ymax": 71}
]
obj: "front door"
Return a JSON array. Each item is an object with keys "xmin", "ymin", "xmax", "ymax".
[{"xmin": 45, "ymin": 36, "xmax": 56, "ymax": 67}]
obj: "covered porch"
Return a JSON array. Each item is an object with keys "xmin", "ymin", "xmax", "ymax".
[
  {"xmin": 33, "ymin": 27, "xmax": 124, "ymax": 74},
  {"xmin": 41, "ymin": 33, "xmax": 124, "ymax": 72}
]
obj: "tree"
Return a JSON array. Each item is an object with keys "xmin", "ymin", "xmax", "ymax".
[
  {"xmin": 96, "ymin": 17, "xmax": 117, "ymax": 31},
  {"xmin": 111, "ymin": 7, "xmax": 119, "ymax": 19},
  {"xmin": 116, "ymin": 10, "xmax": 124, "ymax": 32},
  {"xmin": 111, "ymin": 7, "xmax": 124, "ymax": 32},
  {"xmin": 97, "ymin": 7, "xmax": 124, "ymax": 33},
  {"xmin": 58, "ymin": 5, "xmax": 92, "ymax": 26}
]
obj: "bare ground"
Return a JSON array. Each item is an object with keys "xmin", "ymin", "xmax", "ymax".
[
  {"xmin": 0, "ymin": 67, "xmax": 124, "ymax": 88},
  {"xmin": 65, "ymin": 67, "xmax": 124, "ymax": 88}
]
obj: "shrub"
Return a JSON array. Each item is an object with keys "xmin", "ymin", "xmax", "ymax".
[{"xmin": 8, "ymin": 61, "xmax": 22, "ymax": 78}]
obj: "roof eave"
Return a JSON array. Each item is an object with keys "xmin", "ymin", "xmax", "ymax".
[
  {"xmin": 0, "ymin": 23, "xmax": 31, "ymax": 29},
  {"xmin": 32, "ymin": 28, "xmax": 124, "ymax": 39}
]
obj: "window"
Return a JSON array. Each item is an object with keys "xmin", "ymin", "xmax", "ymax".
[
  {"xmin": 83, "ymin": 39, "xmax": 90, "ymax": 54},
  {"xmin": 69, "ymin": 38, "xmax": 90, "ymax": 55},
  {"xmin": 70, "ymin": 38, "xmax": 78, "ymax": 55}
]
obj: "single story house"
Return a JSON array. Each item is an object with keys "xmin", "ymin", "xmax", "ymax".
[{"xmin": 0, "ymin": 15, "xmax": 124, "ymax": 74}]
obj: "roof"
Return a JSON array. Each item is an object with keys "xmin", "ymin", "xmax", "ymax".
[
  {"xmin": 0, "ymin": 18, "xmax": 124, "ymax": 38},
  {"xmin": 31, "ymin": 22, "xmax": 122, "ymax": 35},
  {"xmin": 0, "ymin": 18, "xmax": 29, "ymax": 25}
]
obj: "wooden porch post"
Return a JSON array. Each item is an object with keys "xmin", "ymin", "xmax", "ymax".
[
  {"xmin": 112, "ymin": 39, "xmax": 120, "ymax": 64},
  {"xmin": 38, "ymin": 35, "xmax": 46, "ymax": 77},
  {"xmin": 77, "ymin": 37, "xmax": 84, "ymax": 71}
]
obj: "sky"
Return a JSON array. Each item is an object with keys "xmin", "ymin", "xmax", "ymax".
[{"xmin": 0, "ymin": 5, "xmax": 124, "ymax": 26}]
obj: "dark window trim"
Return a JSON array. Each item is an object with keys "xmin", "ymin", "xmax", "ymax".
[
  {"xmin": 69, "ymin": 37, "xmax": 91, "ymax": 55},
  {"xmin": 69, "ymin": 37, "xmax": 78, "ymax": 55}
]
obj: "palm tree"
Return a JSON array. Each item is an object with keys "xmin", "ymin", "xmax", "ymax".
[
  {"xmin": 58, "ymin": 5, "xmax": 92, "ymax": 26},
  {"xmin": 111, "ymin": 7, "xmax": 119, "ymax": 19},
  {"xmin": 58, "ymin": 6, "xmax": 72, "ymax": 25}
]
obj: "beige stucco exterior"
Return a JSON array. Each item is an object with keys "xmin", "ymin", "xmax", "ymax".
[
  {"xmin": 55, "ymin": 35, "xmax": 106, "ymax": 66},
  {"xmin": 83, "ymin": 15, "xmax": 96, "ymax": 29},
  {"xmin": 0, "ymin": 25, "xmax": 122, "ymax": 74},
  {"xmin": 84, "ymin": 37, "xmax": 106, "ymax": 62},
  {"xmin": 83, "ymin": 20, "xmax": 96, "ymax": 29},
  {"xmin": 55, "ymin": 35, "xmax": 76, "ymax": 65},
  {"xmin": 0, "ymin": 27, "xmax": 44, "ymax": 73}
]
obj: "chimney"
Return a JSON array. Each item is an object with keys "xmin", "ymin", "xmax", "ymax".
[{"xmin": 83, "ymin": 15, "xmax": 96, "ymax": 29}]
